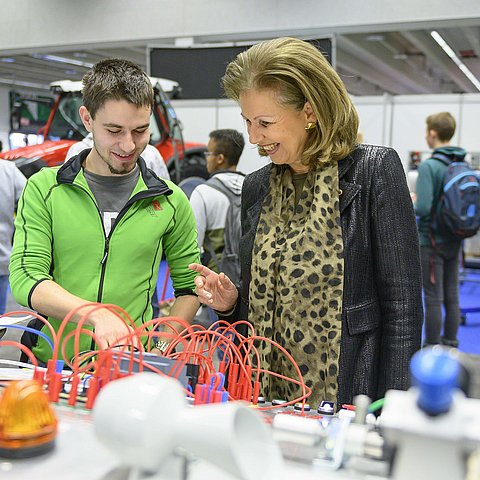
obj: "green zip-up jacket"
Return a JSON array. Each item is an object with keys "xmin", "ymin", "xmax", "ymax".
[
  {"xmin": 414, "ymin": 146, "xmax": 467, "ymax": 246},
  {"xmin": 9, "ymin": 151, "xmax": 200, "ymax": 363}
]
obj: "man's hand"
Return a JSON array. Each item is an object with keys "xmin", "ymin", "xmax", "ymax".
[
  {"xmin": 30, "ymin": 280, "xmax": 142, "ymax": 352},
  {"xmin": 87, "ymin": 308, "xmax": 140, "ymax": 351},
  {"xmin": 188, "ymin": 263, "xmax": 238, "ymax": 313}
]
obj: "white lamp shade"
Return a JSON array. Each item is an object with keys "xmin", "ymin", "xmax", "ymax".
[
  {"xmin": 176, "ymin": 402, "xmax": 282, "ymax": 480},
  {"xmin": 93, "ymin": 372, "xmax": 283, "ymax": 480},
  {"xmin": 93, "ymin": 372, "xmax": 186, "ymax": 472}
]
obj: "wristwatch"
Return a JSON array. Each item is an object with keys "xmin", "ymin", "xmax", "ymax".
[{"xmin": 152, "ymin": 339, "xmax": 171, "ymax": 354}]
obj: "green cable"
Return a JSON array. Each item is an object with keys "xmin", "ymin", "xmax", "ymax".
[{"xmin": 368, "ymin": 397, "xmax": 385, "ymax": 413}]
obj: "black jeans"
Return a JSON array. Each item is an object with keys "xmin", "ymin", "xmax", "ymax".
[{"xmin": 420, "ymin": 241, "xmax": 462, "ymax": 346}]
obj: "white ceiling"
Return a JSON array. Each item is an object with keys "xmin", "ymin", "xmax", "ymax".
[{"xmin": 0, "ymin": 25, "xmax": 479, "ymax": 97}]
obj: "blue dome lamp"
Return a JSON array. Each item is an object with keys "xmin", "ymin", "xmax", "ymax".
[
  {"xmin": 410, "ymin": 346, "xmax": 460, "ymax": 415},
  {"xmin": 380, "ymin": 347, "xmax": 480, "ymax": 480}
]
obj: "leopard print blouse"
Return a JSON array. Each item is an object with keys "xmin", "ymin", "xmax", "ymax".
[{"xmin": 249, "ymin": 162, "xmax": 344, "ymax": 405}]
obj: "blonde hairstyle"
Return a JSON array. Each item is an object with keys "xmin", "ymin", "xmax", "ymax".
[
  {"xmin": 222, "ymin": 37, "xmax": 359, "ymax": 167},
  {"xmin": 426, "ymin": 112, "xmax": 456, "ymax": 142}
]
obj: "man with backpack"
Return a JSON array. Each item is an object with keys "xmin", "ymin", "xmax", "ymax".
[
  {"xmin": 415, "ymin": 111, "xmax": 479, "ymax": 348},
  {"xmin": 189, "ymin": 129, "xmax": 245, "ymax": 323}
]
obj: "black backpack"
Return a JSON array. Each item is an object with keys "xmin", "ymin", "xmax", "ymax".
[
  {"xmin": 203, "ymin": 176, "xmax": 244, "ymax": 285},
  {"xmin": 431, "ymin": 153, "xmax": 480, "ymax": 239}
]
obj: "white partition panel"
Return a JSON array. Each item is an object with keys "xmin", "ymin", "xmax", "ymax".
[
  {"xmin": 217, "ymin": 100, "xmax": 270, "ymax": 174},
  {"xmin": 353, "ymin": 96, "xmax": 387, "ymax": 147},
  {"xmin": 459, "ymin": 94, "xmax": 480, "ymax": 153},
  {"xmin": 390, "ymin": 95, "xmax": 462, "ymax": 169},
  {"xmin": 171, "ymin": 99, "xmax": 218, "ymax": 145},
  {"xmin": 169, "ymin": 93, "xmax": 480, "ymax": 175},
  {"xmin": 2, "ymin": 89, "xmax": 479, "ymax": 175}
]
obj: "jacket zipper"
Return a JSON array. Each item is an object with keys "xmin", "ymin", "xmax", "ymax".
[
  {"xmin": 95, "ymin": 189, "xmax": 165, "ymax": 303},
  {"xmin": 69, "ymin": 184, "xmax": 109, "ymax": 302}
]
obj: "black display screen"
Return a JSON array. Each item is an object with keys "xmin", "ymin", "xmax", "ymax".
[{"xmin": 149, "ymin": 38, "xmax": 332, "ymax": 99}]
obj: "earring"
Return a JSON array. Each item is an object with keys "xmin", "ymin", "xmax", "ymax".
[{"xmin": 305, "ymin": 122, "xmax": 316, "ymax": 131}]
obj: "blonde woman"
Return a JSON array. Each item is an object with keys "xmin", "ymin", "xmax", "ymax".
[{"xmin": 190, "ymin": 37, "xmax": 422, "ymax": 407}]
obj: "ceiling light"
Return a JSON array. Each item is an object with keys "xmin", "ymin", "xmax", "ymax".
[
  {"xmin": 366, "ymin": 34, "xmax": 385, "ymax": 42},
  {"xmin": 431, "ymin": 30, "xmax": 480, "ymax": 91},
  {"xmin": 0, "ymin": 77, "xmax": 49, "ymax": 89},
  {"xmin": 0, "ymin": 57, "xmax": 15, "ymax": 63},
  {"xmin": 31, "ymin": 53, "xmax": 94, "ymax": 68}
]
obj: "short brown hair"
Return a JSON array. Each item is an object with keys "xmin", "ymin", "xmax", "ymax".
[
  {"xmin": 426, "ymin": 112, "xmax": 456, "ymax": 142},
  {"xmin": 209, "ymin": 129, "xmax": 245, "ymax": 166},
  {"xmin": 222, "ymin": 37, "xmax": 359, "ymax": 167},
  {"xmin": 82, "ymin": 58, "xmax": 154, "ymax": 118}
]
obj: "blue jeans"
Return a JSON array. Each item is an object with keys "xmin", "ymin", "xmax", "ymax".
[
  {"xmin": 420, "ymin": 241, "xmax": 462, "ymax": 346},
  {"xmin": 0, "ymin": 275, "xmax": 8, "ymax": 315}
]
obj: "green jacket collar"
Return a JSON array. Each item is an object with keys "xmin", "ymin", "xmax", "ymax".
[
  {"xmin": 56, "ymin": 149, "xmax": 173, "ymax": 196},
  {"xmin": 433, "ymin": 146, "xmax": 467, "ymax": 162}
]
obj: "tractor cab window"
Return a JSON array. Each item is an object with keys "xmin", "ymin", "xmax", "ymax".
[
  {"xmin": 48, "ymin": 93, "xmax": 87, "ymax": 141},
  {"xmin": 152, "ymin": 86, "xmax": 183, "ymax": 145}
]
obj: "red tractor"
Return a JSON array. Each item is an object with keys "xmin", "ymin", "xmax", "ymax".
[{"xmin": 0, "ymin": 78, "xmax": 207, "ymax": 182}]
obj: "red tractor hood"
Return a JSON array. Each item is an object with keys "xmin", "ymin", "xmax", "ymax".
[{"xmin": 0, "ymin": 140, "xmax": 77, "ymax": 168}]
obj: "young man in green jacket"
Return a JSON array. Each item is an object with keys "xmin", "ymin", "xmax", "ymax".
[
  {"xmin": 415, "ymin": 111, "xmax": 466, "ymax": 348},
  {"xmin": 9, "ymin": 59, "xmax": 200, "ymax": 364}
]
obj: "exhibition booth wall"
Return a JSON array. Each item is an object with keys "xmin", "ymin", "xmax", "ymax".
[
  {"xmin": 0, "ymin": 83, "xmax": 479, "ymax": 175},
  {"xmin": 170, "ymin": 92, "xmax": 480, "ymax": 174}
]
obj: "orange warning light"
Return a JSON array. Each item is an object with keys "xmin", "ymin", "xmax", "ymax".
[{"xmin": 0, "ymin": 379, "xmax": 57, "ymax": 458}]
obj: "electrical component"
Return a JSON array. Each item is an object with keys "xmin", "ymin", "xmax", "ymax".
[
  {"xmin": 0, "ymin": 306, "xmax": 315, "ymax": 411},
  {"xmin": 294, "ymin": 402, "xmax": 311, "ymax": 412},
  {"xmin": 317, "ymin": 400, "xmax": 335, "ymax": 415},
  {"xmin": 151, "ymin": 339, "xmax": 171, "ymax": 354}
]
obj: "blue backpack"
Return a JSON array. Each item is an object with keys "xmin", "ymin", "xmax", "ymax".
[{"xmin": 431, "ymin": 153, "xmax": 480, "ymax": 239}]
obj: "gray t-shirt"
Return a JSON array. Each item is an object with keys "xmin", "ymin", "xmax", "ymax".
[{"xmin": 84, "ymin": 166, "xmax": 139, "ymax": 236}]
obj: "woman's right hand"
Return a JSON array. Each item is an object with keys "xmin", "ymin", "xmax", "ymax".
[{"xmin": 188, "ymin": 263, "xmax": 238, "ymax": 313}]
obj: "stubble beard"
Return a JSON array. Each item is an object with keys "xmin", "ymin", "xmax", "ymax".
[{"xmin": 95, "ymin": 144, "xmax": 136, "ymax": 175}]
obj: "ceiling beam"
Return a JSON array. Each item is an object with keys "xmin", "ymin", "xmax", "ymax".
[
  {"xmin": 401, "ymin": 30, "xmax": 477, "ymax": 92},
  {"xmin": 336, "ymin": 34, "xmax": 438, "ymax": 94},
  {"xmin": 336, "ymin": 48, "xmax": 402, "ymax": 94},
  {"xmin": 463, "ymin": 26, "xmax": 480, "ymax": 55}
]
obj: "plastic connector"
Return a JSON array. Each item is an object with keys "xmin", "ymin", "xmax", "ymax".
[
  {"xmin": 218, "ymin": 361, "xmax": 227, "ymax": 374},
  {"xmin": 33, "ymin": 369, "xmax": 45, "ymax": 384},
  {"xmin": 240, "ymin": 379, "xmax": 252, "ymax": 401},
  {"xmin": 228, "ymin": 363, "xmax": 239, "ymax": 388},
  {"xmin": 85, "ymin": 377, "xmax": 99, "ymax": 409},
  {"xmin": 252, "ymin": 381, "xmax": 261, "ymax": 405},
  {"xmin": 194, "ymin": 384, "xmax": 207, "ymax": 405},
  {"xmin": 47, "ymin": 372, "xmax": 62, "ymax": 403},
  {"xmin": 67, "ymin": 376, "xmax": 80, "ymax": 407},
  {"xmin": 55, "ymin": 360, "xmax": 64, "ymax": 373},
  {"xmin": 194, "ymin": 373, "xmax": 228, "ymax": 405},
  {"xmin": 46, "ymin": 359, "xmax": 56, "ymax": 380}
]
